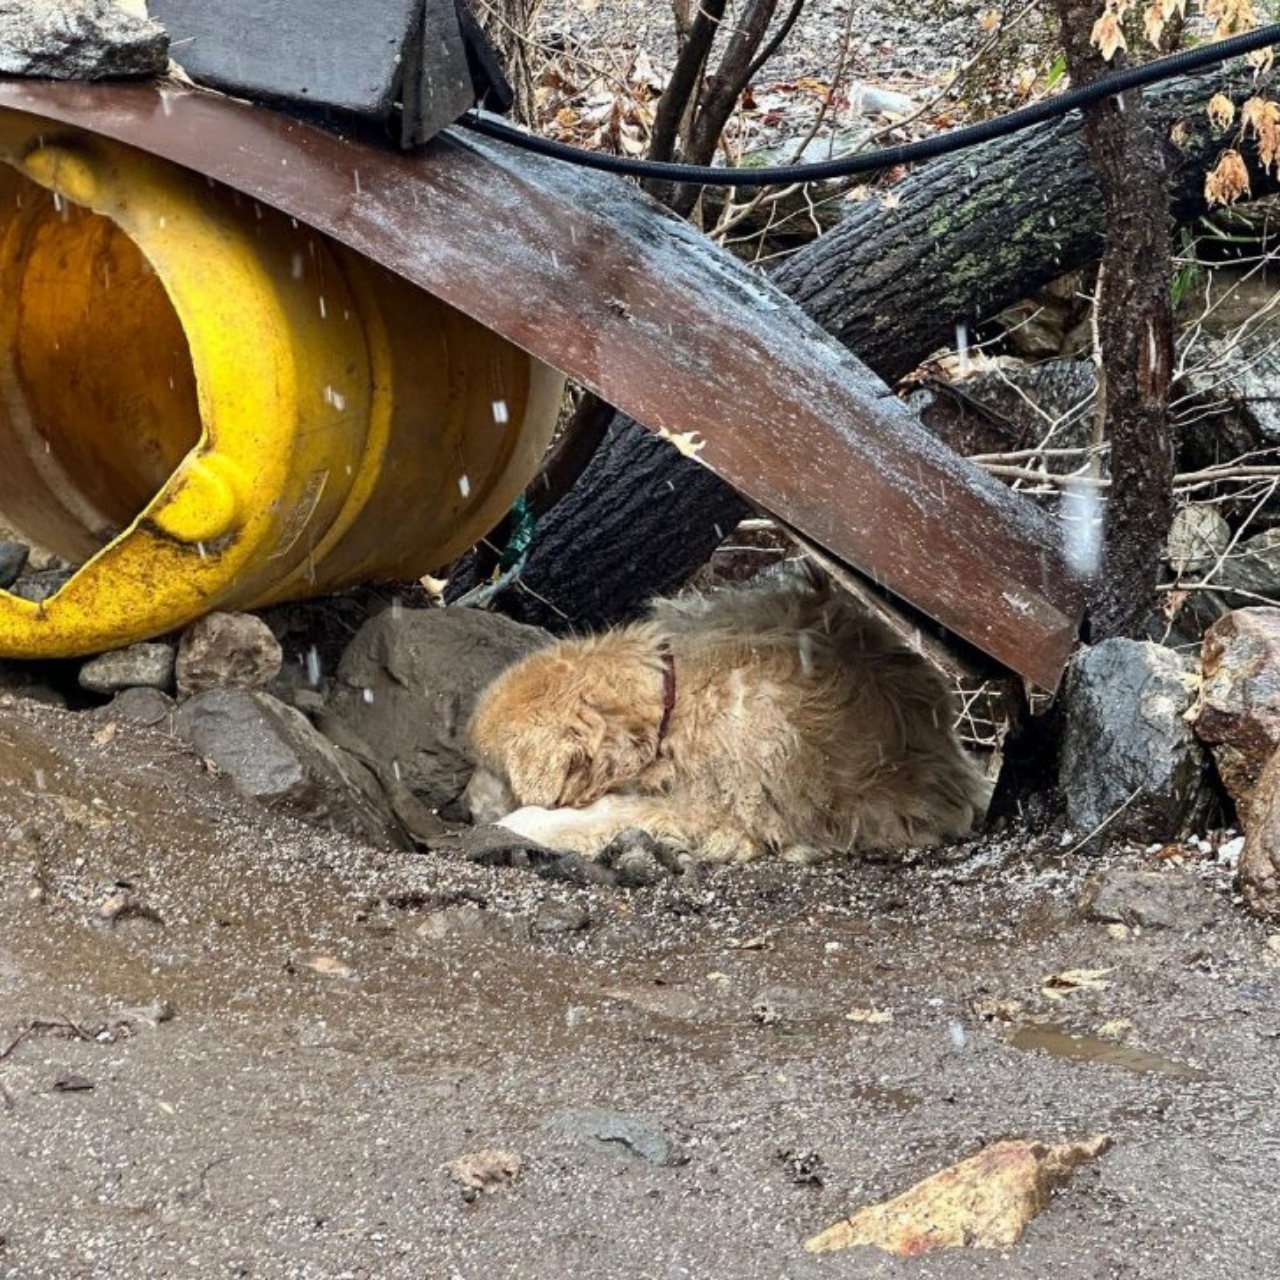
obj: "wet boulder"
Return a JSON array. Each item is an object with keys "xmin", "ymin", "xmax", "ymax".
[
  {"xmin": 173, "ymin": 687, "xmax": 408, "ymax": 849},
  {"xmin": 1059, "ymin": 640, "xmax": 1212, "ymax": 841},
  {"xmin": 1192, "ymin": 608, "xmax": 1280, "ymax": 815},
  {"xmin": 1078, "ymin": 869, "xmax": 1219, "ymax": 931},
  {"xmin": 0, "ymin": 0, "xmax": 169, "ymax": 79},
  {"xmin": 320, "ymin": 606, "xmax": 550, "ymax": 819},
  {"xmin": 1240, "ymin": 746, "xmax": 1280, "ymax": 920}
]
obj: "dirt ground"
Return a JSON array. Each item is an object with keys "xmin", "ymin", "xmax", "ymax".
[{"xmin": 1, "ymin": 697, "xmax": 1278, "ymax": 1278}]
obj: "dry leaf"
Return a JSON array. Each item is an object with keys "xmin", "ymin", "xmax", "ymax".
[
  {"xmin": 1096, "ymin": 1018, "xmax": 1134, "ymax": 1040},
  {"xmin": 1204, "ymin": 148, "xmax": 1251, "ymax": 205},
  {"xmin": 1041, "ymin": 967, "xmax": 1113, "ymax": 1000},
  {"xmin": 978, "ymin": 9, "xmax": 1002, "ymax": 31},
  {"xmin": 302, "ymin": 954, "xmax": 355, "ymax": 978},
  {"xmin": 806, "ymin": 1135, "xmax": 1113, "ymax": 1255},
  {"xmin": 1205, "ymin": 0, "xmax": 1257, "ymax": 38},
  {"xmin": 1091, "ymin": 9, "xmax": 1127, "ymax": 61},
  {"xmin": 1144, "ymin": 2, "xmax": 1167, "ymax": 45},
  {"xmin": 657, "ymin": 428, "xmax": 706, "ymax": 460},
  {"xmin": 845, "ymin": 1007, "xmax": 894, "ymax": 1024},
  {"xmin": 93, "ymin": 721, "xmax": 118, "ymax": 747},
  {"xmin": 1206, "ymin": 93, "xmax": 1236, "ymax": 131},
  {"xmin": 971, "ymin": 996, "xmax": 1025, "ymax": 1022},
  {"xmin": 1242, "ymin": 96, "xmax": 1280, "ymax": 172},
  {"xmin": 448, "ymin": 1149, "xmax": 522, "ymax": 1193}
]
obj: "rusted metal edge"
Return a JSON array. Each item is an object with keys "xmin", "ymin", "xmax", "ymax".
[{"xmin": 0, "ymin": 78, "xmax": 1085, "ymax": 689}]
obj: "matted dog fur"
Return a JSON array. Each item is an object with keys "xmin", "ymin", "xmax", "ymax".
[{"xmin": 465, "ymin": 568, "xmax": 991, "ymax": 864}]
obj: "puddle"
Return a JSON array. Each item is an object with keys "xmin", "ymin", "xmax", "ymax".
[{"xmin": 1008, "ymin": 1025, "xmax": 1209, "ymax": 1081}]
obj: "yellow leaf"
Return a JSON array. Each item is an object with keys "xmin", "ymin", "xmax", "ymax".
[
  {"xmin": 1041, "ymin": 966, "xmax": 1114, "ymax": 1000},
  {"xmin": 1242, "ymin": 96, "xmax": 1280, "ymax": 173},
  {"xmin": 845, "ymin": 1007, "xmax": 895, "ymax": 1024},
  {"xmin": 1248, "ymin": 46, "xmax": 1275, "ymax": 75},
  {"xmin": 978, "ymin": 9, "xmax": 1002, "ymax": 32},
  {"xmin": 1091, "ymin": 10, "xmax": 1127, "ymax": 61},
  {"xmin": 1144, "ymin": 3, "xmax": 1166, "ymax": 46},
  {"xmin": 1205, "ymin": 148, "xmax": 1252, "ymax": 205},
  {"xmin": 1207, "ymin": 93, "xmax": 1236, "ymax": 131},
  {"xmin": 656, "ymin": 428, "xmax": 706, "ymax": 460}
]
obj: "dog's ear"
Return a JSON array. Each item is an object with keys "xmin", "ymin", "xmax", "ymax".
[
  {"xmin": 502, "ymin": 730, "xmax": 590, "ymax": 810},
  {"xmin": 555, "ymin": 702, "xmax": 660, "ymax": 806}
]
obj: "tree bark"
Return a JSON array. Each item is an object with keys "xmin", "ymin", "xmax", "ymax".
[
  {"xmin": 472, "ymin": 0, "xmax": 544, "ymax": 126},
  {"xmin": 456, "ymin": 67, "xmax": 1275, "ymax": 632},
  {"xmin": 774, "ymin": 67, "xmax": 1272, "ymax": 382},
  {"xmin": 1048, "ymin": 0, "xmax": 1173, "ymax": 638}
]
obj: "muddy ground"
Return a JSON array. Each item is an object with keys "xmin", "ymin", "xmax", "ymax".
[{"xmin": 1, "ymin": 698, "xmax": 1277, "ymax": 1278}]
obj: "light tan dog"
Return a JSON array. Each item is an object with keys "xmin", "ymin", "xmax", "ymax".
[{"xmin": 465, "ymin": 568, "xmax": 991, "ymax": 864}]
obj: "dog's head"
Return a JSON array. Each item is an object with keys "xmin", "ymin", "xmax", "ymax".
[{"xmin": 465, "ymin": 635, "xmax": 667, "ymax": 822}]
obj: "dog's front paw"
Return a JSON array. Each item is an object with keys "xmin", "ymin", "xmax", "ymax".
[{"xmin": 598, "ymin": 828, "xmax": 698, "ymax": 887}]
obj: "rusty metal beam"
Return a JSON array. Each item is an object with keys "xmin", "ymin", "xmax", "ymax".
[{"xmin": 0, "ymin": 79, "xmax": 1084, "ymax": 689}]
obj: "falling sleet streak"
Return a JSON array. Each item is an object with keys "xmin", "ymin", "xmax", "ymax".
[{"xmin": 1062, "ymin": 479, "xmax": 1103, "ymax": 578}]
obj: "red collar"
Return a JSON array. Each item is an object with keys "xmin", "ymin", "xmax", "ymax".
[{"xmin": 657, "ymin": 643, "xmax": 677, "ymax": 743}]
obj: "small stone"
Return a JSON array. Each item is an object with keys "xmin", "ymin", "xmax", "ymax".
[
  {"xmin": 533, "ymin": 900, "xmax": 591, "ymax": 933},
  {"xmin": 0, "ymin": 0, "xmax": 168, "ymax": 79},
  {"xmin": 293, "ymin": 688, "xmax": 326, "ymax": 714},
  {"xmin": 9, "ymin": 568, "xmax": 73, "ymax": 602},
  {"xmin": 416, "ymin": 904, "xmax": 528, "ymax": 942},
  {"xmin": 107, "ymin": 686, "xmax": 175, "ymax": 726},
  {"xmin": 1167, "ymin": 504, "xmax": 1231, "ymax": 578},
  {"xmin": 79, "ymin": 642, "xmax": 175, "ymax": 695},
  {"xmin": 299, "ymin": 954, "xmax": 355, "ymax": 979},
  {"xmin": 175, "ymin": 613, "xmax": 283, "ymax": 699},
  {"xmin": 0, "ymin": 540, "xmax": 28, "ymax": 589},
  {"xmin": 545, "ymin": 1108, "xmax": 688, "ymax": 1166},
  {"xmin": 1079, "ymin": 869, "xmax": 1218, "ymax": 931}
]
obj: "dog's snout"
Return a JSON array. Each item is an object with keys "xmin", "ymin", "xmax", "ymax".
[{"xmin": 463, "ymin": 765, "xmax": 518, "ymax": 825}]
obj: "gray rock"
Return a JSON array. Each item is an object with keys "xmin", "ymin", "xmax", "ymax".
[
  {"xmin": 321, "ymin": 607, "xmax": 550, "ymax": 819},
  {"xmin": 0, "ymin": 0, "xmax": 168, "ymax": 80},
  {"xmin": 533, "ymin": 900, "xmax": 591, "ymax": 933},
  {"xmin": 1079, "ymin": 870, "xmax": 1218, "ymax": 931},
  {"xmin": 1214, "ymin": 529, "xmax": 1280, "ymax": 603},
  {"xmin": 106, "ymin": 686, "xmax": 174, "ymax": 727},
  {"xmin": 175, "ymin": 612, "xmax": 283, "ymax": 700},
  {"xmin": 1059, "ymin": 640, "xmax": 1213, "ymax": 842},
  {"xmin": 0, "ymin": 540, "xmax": 28, "ymax": 589},
  {"xmin": 415, "ymin": 903, "xmax": 529, "ymax": 943},
  {"xmin": 545, "ymin": 1108, "xmax": 688, "ymax": 1166},
  {"xmin": 79, "ymin": 642, "xmax": 175, "ymax": 695},
  {"xmin": 9, "ymin": 568, "xmax": 73, "ymax": 602},
  {"xmin": 172, "ymin": 688, "xmax": 407, "ymax": 849},
  {"xmin": 847, "ymin": 81, "xmax": 915, "ymax": 117}
]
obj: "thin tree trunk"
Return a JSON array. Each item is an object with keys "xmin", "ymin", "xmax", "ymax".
[{"xmin": 1048, "ymin": 0, "xmax": 1174, "ymax": 638}]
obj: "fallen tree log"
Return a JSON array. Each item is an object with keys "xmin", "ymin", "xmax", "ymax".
[{"xmin": 453, "ymin": 67, "xmax": 1277, "ymax": 632}]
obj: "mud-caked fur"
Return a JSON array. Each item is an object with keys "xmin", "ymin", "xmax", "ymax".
[{"xmin": 465, "ymin": 568, "xmax": 991, "ymax": 864}]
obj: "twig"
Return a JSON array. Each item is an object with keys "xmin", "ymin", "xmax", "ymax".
[{"xmin": 1062, "ymin": 787, "xmax": 1144, "ymax": 857}]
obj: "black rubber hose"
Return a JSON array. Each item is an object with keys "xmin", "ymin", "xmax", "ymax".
[{"xmin": 457, "ymin": 22, "xmax": 1280, "ymax": 185}]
